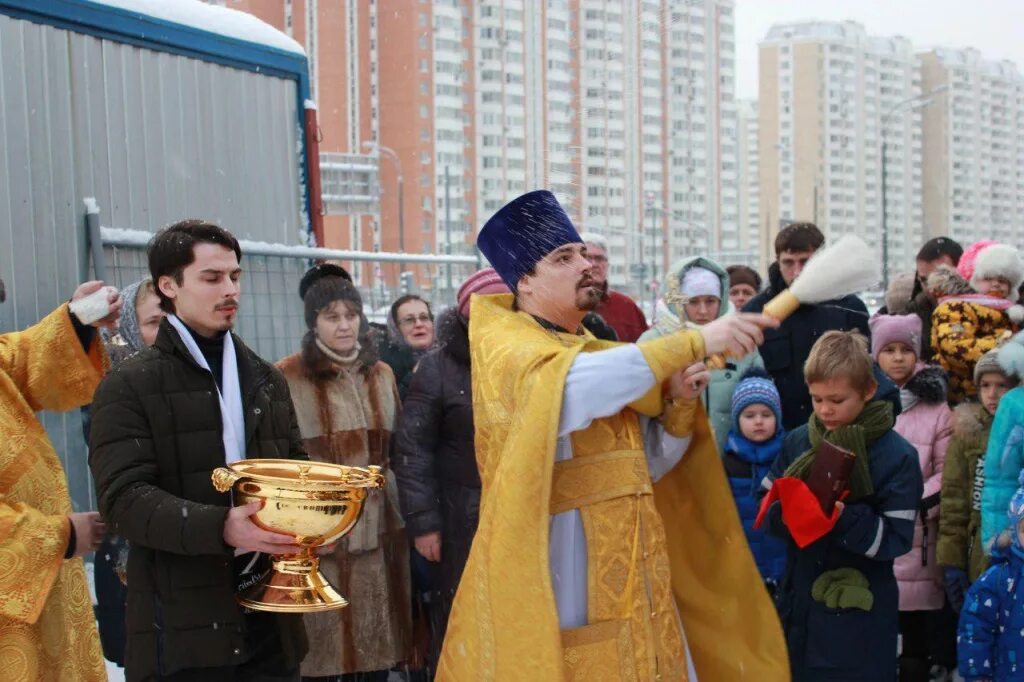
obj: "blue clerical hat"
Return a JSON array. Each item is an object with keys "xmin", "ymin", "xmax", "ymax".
[{"xmin": 477, "ymin": 190, "xmax": 582, "ymax": 291}]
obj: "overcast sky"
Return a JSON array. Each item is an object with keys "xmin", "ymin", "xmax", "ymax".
[{"xmin": 734, "ymin": 0, "xmax": 1024, "ymax": 99}]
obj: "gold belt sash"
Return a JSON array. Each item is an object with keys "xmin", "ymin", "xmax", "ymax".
[{"xmin": 549, "ymin": 450, "xmax": 652, "ymax": 515}]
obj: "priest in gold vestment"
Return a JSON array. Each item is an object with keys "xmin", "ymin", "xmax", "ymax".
[
  {"xmin": 437, "ymin": 191, "xmax": 789, "ymax": 681},
  {"xmin": 0, "ymin": 281, "xmax": 118, "ymax": 681}
]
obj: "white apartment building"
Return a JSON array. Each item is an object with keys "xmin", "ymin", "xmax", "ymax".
[
  {"xmin": 921, "ymin": 48, "xmax": 1024, "ymax": 246},
  {"xmin": 760, "ymin": 21, "xmax": 923, "ymax": 280},
  {"xmin": 737, "ymin": 98, "xmax": 761, "ymax": 265},
  {"xmin": 457, "ymin": 0, "xmax": 738, "ymax": 293},
  {"xmin": 575, "ymin": 0, "xmax": 737, "ymax": 292}
]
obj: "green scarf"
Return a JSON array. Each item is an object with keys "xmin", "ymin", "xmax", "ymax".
[{"xmin": 783, "ymin": 400, "xmax": 895, "ymax": 503}]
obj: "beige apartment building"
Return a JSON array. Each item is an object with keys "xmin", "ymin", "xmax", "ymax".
[
  {"xmin": 758, "ymin": 21, "xmax": 923, "ymax": 277},
  {"xmin": 921, "ymin": 48, "xmax": 1024, "ymax": 246}
]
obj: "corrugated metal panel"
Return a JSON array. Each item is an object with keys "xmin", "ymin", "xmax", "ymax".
[{"xmin": 0, "ymin": 12, "xmax": 304, "ymax": 512}]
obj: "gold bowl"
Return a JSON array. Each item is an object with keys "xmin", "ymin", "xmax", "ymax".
[{"xmin": 212, "ymin": 459, "xmax": 385, "ymax": 613}]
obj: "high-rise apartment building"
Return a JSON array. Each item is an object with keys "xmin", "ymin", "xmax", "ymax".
[
  {"xmin": 759, "ymin": 21, "xmax": 923, "ymax": 279},
  {"xmin": 234, "ymin": 0, "xmax": 738, "ymax": 296},
  {"xmin": 920, "ymin": 48, "xmax": 1024, "ymax": 246},
  {"xmin": 227, "ymin": 0, "xmax": 382, "ymax": 287},
  {"xmin": 736, "ymin": 98, "xmax": 761, "ymax": 268}
]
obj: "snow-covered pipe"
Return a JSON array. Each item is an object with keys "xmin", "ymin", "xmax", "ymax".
[
  {"xmin": 304, "ymin": 100, "xmax": 326, "ymax": 247},
  {"xmin": 84, "ymin": 198, "xmax": 107, "ymax": 282},
  {"xmin": 99, "ymin": 227, "xmax": 479, "ymax": 266}
]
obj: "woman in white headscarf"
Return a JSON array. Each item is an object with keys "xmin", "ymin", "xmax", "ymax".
[{"xmin": 640, "ymin": 256, "xmax": 765, "ymax": 450}]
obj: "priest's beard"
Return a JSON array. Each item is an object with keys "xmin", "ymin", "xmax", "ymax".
[{"xmin": 575, "ymin": 282, "xmax": 601, "ymax": 311}]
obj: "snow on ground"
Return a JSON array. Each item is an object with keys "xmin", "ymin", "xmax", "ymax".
[{"xmin": 106, "ymin": 659, "xmax": 126, "ymax": 682}]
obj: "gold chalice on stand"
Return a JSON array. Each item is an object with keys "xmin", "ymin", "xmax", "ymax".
[{"xmin": 212, "ymin": 459, "xmax": 385, "ymax": 613}]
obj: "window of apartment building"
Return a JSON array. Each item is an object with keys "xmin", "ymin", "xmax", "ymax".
[
  {"xmin": 419, "ymin": 59, "xmax": 429, "ymax": 73},
  {"xmin": 418, "ymin": 13, "xmax": 427, "ymax": 27},
  {"xmin": 422, "ymin": 217, "xmax": 432, "ymax": 233}
]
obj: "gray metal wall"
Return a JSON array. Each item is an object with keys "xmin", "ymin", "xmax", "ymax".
[{"xmin": 0, "ymin": 13, "xmax": 304, "ymax": 512}]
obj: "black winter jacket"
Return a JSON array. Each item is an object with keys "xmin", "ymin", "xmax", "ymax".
[
  {"xmin": 393, "ymin": 310, "xmax": 480, "ymax": 599},
  {"xmin": 743, "ymin": 262, "xmax": 871, "ymax": 431},
  {"xmin": 89, "ymin": 320, "xmax": 308, "ymax": 680},
  {"xmin": 764, "ymin": 425, "xmax": 923, "ymax": 681}
]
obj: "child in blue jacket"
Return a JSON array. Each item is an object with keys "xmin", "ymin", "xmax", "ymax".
[
  {"xmin": 723, "ymin": 368, "xmax": 788, "ymax": 593},
  {"xmin": 959, "ymin": 482, "xmax": 1024, "ymax": 681},
  {"xmin": 759, "ymin": 331, "xmax": 923, "ymax": 681},
  {"xmin": 982, "ymin": 331, "xmax": 1024, "ymax": 552}
]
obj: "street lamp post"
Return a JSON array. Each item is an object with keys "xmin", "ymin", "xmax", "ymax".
[
  {"xmin": 363, "ymin": 142, "xmax": 405, "ymax": 279},
  {"xmin": 879, "ymin": 85, "xmax": 948, "ymax": 291},
  {"xmin": 646, "ymin": 198, "xmax": 658, "ymax": 315}
]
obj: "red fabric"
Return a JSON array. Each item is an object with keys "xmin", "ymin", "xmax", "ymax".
[
  {"xmin": 595, "ymin": 290, "xmax": 648, "ymax": 342},
  {"xmin": 754, "ymin": 477, "xmax": 842, "ymax": 549}
]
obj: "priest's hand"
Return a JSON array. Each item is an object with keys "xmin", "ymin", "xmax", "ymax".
[
  {"xmin": 71, "ymin": 280, "xmax": 124, "ymax": 330},
  {"xmin": 69, "ymin": 511, "xmax": 107, "ymax": 558},
  {"xmin": 668, "ymin": 362, "xmax": 710, "ymax": 401},
  {"xmin": 415, "ymin": 531, "xmax": 442, "ymax": 562},
  {"xmin": 224, "ymin": 501, "xmax": 303, "ymax": 555},
  {"xmin": 700, "ymin": 313, "xmax": 778, "ymax": 357}
]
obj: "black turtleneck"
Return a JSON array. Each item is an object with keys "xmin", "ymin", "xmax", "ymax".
[
  {"xmin": 532, "ymin": 315, "xmax": 582, "ymax": 335},
  {"xmin": 180, "ymin": 320, "xmax": 227, "ymax": 391}
]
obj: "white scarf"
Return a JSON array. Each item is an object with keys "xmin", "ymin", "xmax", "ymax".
[{"xmin": 167, "ymin": 314, "xmax": 246, "ymax": 463}]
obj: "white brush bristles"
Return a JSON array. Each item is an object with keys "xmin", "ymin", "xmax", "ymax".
[{"xmin": 788, "ymin": 235, "xmax": 880, "ymax": 305}]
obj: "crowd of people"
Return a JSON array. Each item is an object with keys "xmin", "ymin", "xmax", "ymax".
[{"xmin": 4, "ymin": 193, "xmax": 1024, "ymax": 681}]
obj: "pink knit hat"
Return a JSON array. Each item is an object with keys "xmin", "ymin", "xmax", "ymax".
[
  {"xmin": 457, "ymin": 267, "xmax": 510, "ymax": 319},
  {"xmin": 869, "ymin": 313, "xmax": 923, "ymax": 360},
  {"xmin": 958, "ymin": 240, "xmax": 998, "ymax": 283}
]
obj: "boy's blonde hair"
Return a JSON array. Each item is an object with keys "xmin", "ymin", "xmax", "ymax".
[{"xmin": 804, "ymin": 330, "xmax": 875, "ymax": 394}]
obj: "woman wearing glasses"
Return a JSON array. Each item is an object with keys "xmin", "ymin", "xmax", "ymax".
[{"xmin": 380, "ymin": 295, "xmax": 436, "ymax": 399}]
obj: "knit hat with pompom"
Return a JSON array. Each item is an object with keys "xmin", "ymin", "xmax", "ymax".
[{"xmin": 731, "ymin": 367, "xmax": 782, "ymax": 433}]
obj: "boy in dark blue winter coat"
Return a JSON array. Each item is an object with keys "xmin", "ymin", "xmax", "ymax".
[
  {"xmin": 724, "ymin": 368, "xmax": 788, "ymax": 593},
  {"xmin": 758, "ymin": 331, "xmax": 924, "ymax": 681},
  {"xmin": 958, "ymin": 482, "xmax": 1024, "ymax": 682}
]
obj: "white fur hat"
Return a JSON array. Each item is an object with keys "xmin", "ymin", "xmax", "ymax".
[{"xmin": 971, "ymin": 243, "xmax": 1024, "ymax": 292}]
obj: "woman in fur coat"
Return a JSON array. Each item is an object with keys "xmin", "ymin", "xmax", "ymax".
[{"xmin": 278, "ymin": 271, "xmax": 412, "ymax": 680}]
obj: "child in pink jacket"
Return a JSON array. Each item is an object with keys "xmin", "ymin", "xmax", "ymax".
[{"xmin": 870, "ymin": 313, "xmax": 954, "ymax": 680}]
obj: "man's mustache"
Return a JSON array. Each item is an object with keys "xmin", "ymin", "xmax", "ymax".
[
  {"xmin": 216, "ymin": 301, "xmax": 239, "ymax": 311},
  {"xmin": 577, "ymin": 277, "xmax": 596, "ymax": 290}
]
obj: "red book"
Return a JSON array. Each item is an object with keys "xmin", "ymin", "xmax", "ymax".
[{"xmin": 804, "ymin": 441, "xmax": 857, "ymax": 514}]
